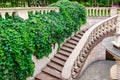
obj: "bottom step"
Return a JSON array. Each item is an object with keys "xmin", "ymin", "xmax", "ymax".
[{"xmin": 35, "ymin": 72, "xmax": 58, "ymax": 80}]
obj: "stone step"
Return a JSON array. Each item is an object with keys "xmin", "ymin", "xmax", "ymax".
[
  {"xmin": 78, "ymin": 32, "xmax": 84, "ymax": 36},
  {"xmin": 63, "ymin": 43, "xmax": 76, "ymax": 49},
  {"xmin": 55, "ymin": 54, "xmax": 68, "ymax": 61},
  {"xmin": 71, "ymin": 36, "xmax": 80, "ymax": 42},
  {"xmin": 60, "ymin": 46, "xmax": 73, "ymax": 53},
  {"xmin": 58, "ymin": 50, "xmax": 71, "ymax": 57},
  {"xmin": 74, "ymin": 34, "xmax": 82, "ymax": 39},
  {"xmin": 51, "ymin": 57, "xmax": 65, "ymax": 66},
  {"xmin": 47, "ymin": 62, "xmax": 63, "ymax": 72},
  {"xmin": 67, "ymin": 39, "xmax": 78, "ymax": 45},
  {"xmin": 42, "ymin": 67, "xmax": 63, "ymax": 79},
  {"xmin": 35, "ymin": 72, "xmax": 59, "ymax": 80}
]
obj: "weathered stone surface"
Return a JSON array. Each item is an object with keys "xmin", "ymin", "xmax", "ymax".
[{"xmin": 78, "ymin": 61, "xmax": 115, "ymax": 80}]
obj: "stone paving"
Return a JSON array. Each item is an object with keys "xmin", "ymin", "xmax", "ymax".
[
  {"xmin": 78, "ymin": 61, "xmax": 115, "ymax": 80},
  {"xmin": 80, "ymin": 17, "xmax": 108, "ymax": 30}
]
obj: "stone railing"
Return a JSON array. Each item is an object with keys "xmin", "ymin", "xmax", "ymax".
[
  {"xmin": 118, "ymin": 9, "xmax": 120, "ymax": 14},
  {"xmin": 86, "ymin": 7, "xmax": 117, "ymax": 17},
  {"xmin": 62, "ymin": 15, "xmax": 118, "ymax": 79},
  {"xmin": 0, "ymin": 7, "xmax": 59, "ymax": 19}
]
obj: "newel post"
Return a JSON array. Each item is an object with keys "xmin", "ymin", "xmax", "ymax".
[
  {"xmin": 16, "ymin": 10, "xmax": 28, "ymax": 20},
  {"xmin": 110, "ymin": 7, "xmax": 117, "ymax": 16},
  {"xmin": 112, "ymin": 14, "xmax": 120, "ymax": 48}
]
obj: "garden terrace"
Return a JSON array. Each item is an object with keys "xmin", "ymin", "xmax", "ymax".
[{"xmin": 0, "ymin": 2, "xmax": 119, "ymax": 80}]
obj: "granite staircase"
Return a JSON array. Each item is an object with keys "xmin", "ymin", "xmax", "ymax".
[{"xmin": 35, "ymin": 29, "xmax": 87, "ymax": 80}]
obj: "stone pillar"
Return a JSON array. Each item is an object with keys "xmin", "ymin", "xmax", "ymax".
[
  {"xmin": 1, "ymin": 12, "xmax": 5, "ymax": 19},
  {"xmin": 110, "ymin": 7, "xmax": 117, "ymax": 16},
  {"xmin": 112, "ymin": 14, "xmax": 120, "ymax": 48},
  {"xmin": 16, "ymin": 10, "xmax": 28, "ymax": 20}
]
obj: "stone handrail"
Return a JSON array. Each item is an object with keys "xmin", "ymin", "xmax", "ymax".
[
  {"xmin": 0, "ymin": 7, "xmax": 59, "ymax": 19},
  {"xmin": 62, "ymin": 15, "xmax": 118, "ymax": 79},
  {"xmin": 86, "ymin": 7, "xmax": 117, "ymax": 17}
]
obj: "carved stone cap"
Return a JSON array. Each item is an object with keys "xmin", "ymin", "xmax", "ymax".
[{"xmin": 112, "ymin": 41, "xmax": 120, "ymax": 49}]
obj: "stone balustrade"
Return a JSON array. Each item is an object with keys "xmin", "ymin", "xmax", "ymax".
[
  {"xmin": 86, "ymin": 7, "xmax": 117, "ymax": 17},
  {"xmin": 0, "ymin": 7, "xmax": 59, "ymax": 19},
  {"xmin": 62, "ymin": 15, "xmax": 118, "ymax": 79},
  {"xmin": 0, "ymin": 7, "xmax": 117, "ymax": 19}
]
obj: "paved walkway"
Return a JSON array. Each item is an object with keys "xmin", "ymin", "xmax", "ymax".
[
  {"xmin": 78, "ymin": 61, "xmax": 115, "ymax": 80},
  {"xmin": 80, "ymin": 17, "xmax": 108, "ymax": 30}
]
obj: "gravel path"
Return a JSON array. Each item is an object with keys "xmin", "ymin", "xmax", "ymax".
[{"xmin": 78, "ymin": 61, "xmax": 115, "ymax": 80}]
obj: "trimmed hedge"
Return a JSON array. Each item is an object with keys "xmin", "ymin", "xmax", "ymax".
[{"xmin": 0, "ymin": 0, "xmax": 86, "ymax": 79}]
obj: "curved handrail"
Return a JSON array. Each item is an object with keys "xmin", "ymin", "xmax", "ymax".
[{"xmin": 62, "ymin": 15, "xmax": 118, "ymax": 79}]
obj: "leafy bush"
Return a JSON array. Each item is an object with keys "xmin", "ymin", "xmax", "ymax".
[
  {"xmin": 50, "ymin": 0, "xmax": 86, "ymax": 32},
  {"xmin": 0, "ymin": 14, "xmax": 34, "ymax": 80},
  {"xmin": 0, "ymin": 0, "xmax": 86, "ymax": 79}
]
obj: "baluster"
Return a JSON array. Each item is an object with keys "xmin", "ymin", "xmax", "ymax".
[
  {"xmin": 101, "ymin": 24, "xmax": 106, "ymax": 34},
  {"xmin": 101, "ymin": 9, "xmax": 103, "ymax": 17},
  {"xmin": 88, "ymin": 9, "xmax": 90, "ymax": 17},
  {"xmin": 111, "ymin": 19, "xmax": 115, "ymax": 31},
  {"xmin": 89, "ymin": 9, "xmax": 92, "ymax": 17},
  {"xmin": 96, "ymin": 9, "xmax": 98, "ymax": 17},
  {"xmin": 93, "ymin": 9, "xmax": 95, "ymax": 17},
  {"xmin": 106, "ymin": 8, "xmax": 108, "ymax": 16},
  {"xmin": 33, "ymin": 10, "xmax": 36, "ymax": 15},
  {"xmin": 71, "ymin": 66, "xmax": 76, "ymax": 76},
  {"xmin": 1, "ymin": 12, "xmax": 5, "ymax": 19},
  {"xmin": 84, "ymin": 48, "xmax": 89, "ymax": 53},
  {"xmin": 99, "ymin": 25, "xmax": 104, "ymax": 36},
  {"xmin": 75, "ymin": 60, "xmax": 79, "ymax": 69},
  {"xmin": 82, "ymin": 51, "xmax": 87, "ymax": 58},
  {"xmin": 93, "ymin": 30, "xmax": 98, "ymax": 41},
  {"xmin": 8, "ymin": 12, "xmax": 12, "ymax": 16},
  {"xmin": 45, "ymin": 9, "xmax": 47, "ymax": 13},
  {"xmin": 77, "ymin": 54, "xmax": 81, "ymax": 66},
  {"xmin": 86, "ymin": 8, "xmax": 88, "ymax": 17},
  {"xmin": 48, "ymin": 9, "xmax": 50, "ymax": 13},
  {"xmin": 103, "ymin": 9, "xmax": 105, "ymax": 16},
  {"xmin": 41, "ymin": 10, "xmax": 44, "ymax": 14},
  {"xmin": 99, "ymin": 9, "xmax": 101, "ymax": 17}
]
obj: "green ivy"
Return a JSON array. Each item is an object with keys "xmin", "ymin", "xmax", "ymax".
[
  {"xmin": 0, "ymin": 0, "xmax": 86, "ymax": 79},
  {"xmin": 0, "ymin": 14, "xmax": 34, "ymax": 80}
]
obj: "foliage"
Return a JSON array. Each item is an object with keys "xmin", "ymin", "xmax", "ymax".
[
  {"xmin": 0, "ymin": 14, "xmax": 34, "ymax": 80},
  {"xmin": 50, "ymin": 0, "xmax": 86, "ymax": 35},
  {"xmin": 0, "ymin": 0, "xmax": 86, "ymax": 79}
]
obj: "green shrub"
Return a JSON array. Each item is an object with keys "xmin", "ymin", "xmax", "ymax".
[
  {"xmin": 0, "ymin": 14, "xmax": 34, "ymax": 80},
  {"xmin": 0, "ymin": 0, "xmax": 86, "ymax": 79},
  {"xmin": 50, "ymin": 0, "xmax": 86, "ymax": 32}
]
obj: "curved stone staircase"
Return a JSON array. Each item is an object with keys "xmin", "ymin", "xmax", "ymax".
[
  {"xmin": 35, "ymin": 14, "xmax": 118, "ymax": 80},
  {"xmin": 35, "ymin": 30, "xmax": 87, "ymax": 80}
]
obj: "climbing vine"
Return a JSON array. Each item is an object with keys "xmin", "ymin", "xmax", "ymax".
[{"xmin": 0, "ymin": 0, "xmax": 86, "ymax": 79}]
